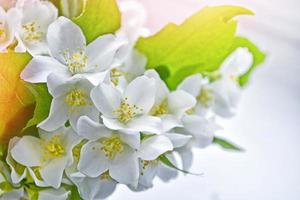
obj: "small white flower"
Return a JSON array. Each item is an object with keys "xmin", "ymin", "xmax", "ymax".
[
  {"xmin": 146, "ymin": 70, "xmax": 196, "ymax": 131},
  {"xmin": 21, "ymin": 16, "xmax": 125, "ymax": 85},
  {"xmin": 38, "ymin": 75, "xmax": 98, "ymax": 132},
  {"xmin": 69, "ymin": 171, "xmax": 118, "ymax": 200},
  {"xmin": 179, "ymin": 48, "xmax": 253, "ymax": 117},
  {"xmin": 0, "ymin": 7, "xmax": 21, "ymax": 51},
  {"xmin": 10, "ymin": 127, "xmax": 80, "ymax": 188},
  {"xmin": 91, "ymin": 75, "xmax": 163, "ymax": 133},
  {"xmin": 182, "ymin": 114, "xmax": 220, "ymax": 148},
  {"xmin": 16, "ymin": 0, "xmax": 57, "ymax": 55},
  {"xmin": 77, "ymin": 116, "xmax": 140, "ymax": 185}
]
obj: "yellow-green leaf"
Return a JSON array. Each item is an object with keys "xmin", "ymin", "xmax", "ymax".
[
  {"xmin": 73, "ymin": 0, "xmax": 121, "ymax": 43},
  {"xmin": 0, "ymin": 53, "xmax": 35, "ymax": 143},
  {"xmin": 136, "ymin": 6, "xmax": 254, "ymax": 89}
]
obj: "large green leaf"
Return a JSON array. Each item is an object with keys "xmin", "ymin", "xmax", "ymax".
[
  {"xmin": 229, "ymin": 37, "xmax": 266, "ymax": 86},
  {"xmin": 23, "ymin": 84, "xmax": 52, "ymax": 131},
  {"xmin": 0, "ymin": 53, "xmax": 35, "ymax": 143},
  {"xmin": 136, "ymin": 6, "xmax": 254, "ymax": 89},
  {"xmin": 213, "ymin": 137, "xmax": 244, "ymax": 152},
  {"xmin": 73, "ymin": 0, "xmax": 121, "ymax": 43}
]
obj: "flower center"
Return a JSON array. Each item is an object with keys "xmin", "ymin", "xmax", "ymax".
[
  {"xmin": 196, "ymin": 87, "xmax": 213, "ymax": 107},
  {"xmin": 113, "ymin": 98, "xmax": 141, "ymax": 123},
  {"xmin": 44, "ymin": 135, "xmax": 65, "ymax": 158},
  {"xmin": 110, "ymin": 68, "xmax": 123, "ymax": 86},
  {"xmin": 100, "ymin": 135, "xmax": 124, "ymax": 160},
  {"xmin": 0, "ymin": 22, "xmax": 6, "ymax": 42},
  {"xmin": 22, "ymin": 22, "xmax": 44, "ymax": 43},
  {"xmin": 63, "ymin": 49, "xmax": 88, "ymax": 74},
  {"xmin": 151, "ymin": 99, "xmax": 168, "ymax": 116},
  {"xmin": 65, "ymin": 89, "xmax": 88, "ymax": 107}
]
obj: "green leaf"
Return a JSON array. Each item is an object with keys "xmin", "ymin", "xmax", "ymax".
[
  {"xmin": 213, "ymin": 137, "xmax": 244, "ymax": 151},
  {"xmin": 23, "ymin": 84, "xmax": 52, "ymax": 131},
  {"xmin": 67, "ymin": 186, "xmax": 82, "ymax": 200},
  {"xmin": 73, "ymin": 0, "xmax": 121, "ymax": 43},
  {"xmin": 26, "ymin": 187, "xmax": 39, "ymax": 200},
  {"xmin": 136, "ymin": 6, "xmax": 255, "ymax": 89},
  {"xmin": 159, "ymin": 155, "xmax": 201, "ymax": 175},
  {"xmin": 229, "ymin": 36, "xmax": 266, "ymax": 86}
]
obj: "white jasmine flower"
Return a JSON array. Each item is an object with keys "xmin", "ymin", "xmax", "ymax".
[
  {"xmin": 146, "ymin": 70, "xmax": 196, "ymax": 131},
  {"xmin": 209, "ymin": 47, "xmax": 253, "ymax": 117},
  {"xmin": 91, "ymin": 75, "xmax": 162, "ymax": 133},
  {"xmin": 69, "ymin": 171, "xmax": 117, "ymax": 200},
  {"xmin": 77, "ymin": 116, "xmax": 140, "ymax": 185},
  {"xmin": 10, "ymin": 127, "xmax": 80, "ymax": 188},
  {"xmin": 38, "ymin": 75, "xmax": 98, "ymax": 132},
  {"xmin": 182, "ymin": 115, "xmax": 220, "ymax": 148},
  {"xmin": 0, "ymin": 7, "xmax": 21, "ymax": 51},
  {"xmin": 16, "ymin": 0, "xmax": 58, "ymax": 55},
  {"xmin": 178, "ymin": 48, "xmax": 253, "ymax": 117},
  {"xmin": 21, "ymin": 16, "xmax": 125, "ymax": 85}
]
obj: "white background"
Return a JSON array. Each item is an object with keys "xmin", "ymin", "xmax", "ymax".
[{"xmin": 111, "ymin": 0, "xmax": 300, "ymax": 199}]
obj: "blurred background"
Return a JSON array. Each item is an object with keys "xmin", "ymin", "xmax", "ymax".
[{"xmin": 112, "ymin": 0, "xmax": 300, "ymax": 199}]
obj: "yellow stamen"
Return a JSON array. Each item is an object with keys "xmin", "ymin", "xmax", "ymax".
[
  {"xmin": 110, "ymin": 68, "xmax": 123, "ymax": 86},
  {"xmin": 63, "ymin": 49, "xmax": 88, "ymax": 74},
  {"xmin": 22, "ymin": 22, "xmax": 43, "ymax": 43},
  {"xmin": 113, "ymin": 98, "xmax": 141, "ymax": 123},
  {"xmin": 151, "ymin": 99, "xmax": 168, "ymax": 116},
  {"xmin": 100, "ymin": 135, "xmax": 124, "ymax": 160},
  {"xmin": 140, "ymin": 160, "xmax": 158, "ymax": 176},
  {"xmin": 196, "ymin": 87, "xmax": 213, "ymax": 107},
  {"xmin": 65, "ymin": 89, "xmax": 88, "ymax": 107},
  {"xmin": 44, "ymin": 135, "xmax": 65, "ymax": 158}
]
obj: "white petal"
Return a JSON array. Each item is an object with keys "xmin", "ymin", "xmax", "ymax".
[
  {"xmin": 102, "ymin": 117, "xmax": 127, "ymax": 131},
  {"xmin": 164, "ymin": 133, "xmax": 192, "ymax": 148},
  {"xmin": 177, "ymin": 148, "xmax": 193, "ymax": 171},
  {"xmin": 47, "ymin": 17, "xmax": 86, "ymax": 63},
  {"xmin": 11, "ymin": 136, "xmax": 43, "ymax": 167},
  {"xmin": 138, "ymin": 135, "xmax": 173, "ymax": 160},
  {"xmin": 168, "ymin": 90, "xmax": 196, "ymax": 116},
  {"xmin": 161, "ymin": 115, "xmax": 183, "ymax": 132},
  {"xmin": 40, "ymin": 158, "xmax": 68, "ymax": 188},
  {"xmin": 183, "ymin": 115, "xmax": 217, "ymax": 148},
  {"xmin": 124, "ymin": 76, "xmax": 156, "ymax": 113},
  {"xmin": 38, "ymin": 97, "xmax": 68, "ymax": 132},
  {"xmin": 138, "ymin": 161, "xmax": 158, "ymax": 188},
  {"xmin": 221, "ymin": 47, "xmax": 253, "ymax": 77},
  {"xmin": 46, "ymin": 73, "xmax": 70, "ymax": 97},
  {"xmin": 86, "ymin": 34, "xmax": 125, "ymax": 72},
  {"xmin": 75, "ymin": 176, "xmax": 117, "ymax": 200},
  {"xmin": 38, "ymin": 188, "xmax": 70, "ymax": 200},
  {"xmin": 81, "ymin": 71, "xmax": 108, "ymax": 86},
  {"xmin": 77, "ymin": 116, "xmax": 111, "ymax": 140},
  {"xmin": 119, "ymin": 130, "xmax": 140, "ymax": 149},
  {"xmin": 177, "ymin": 74, "xmax": 203, "ymax": 97},
  {"xmin": 145, "ymin": 69, "xmax": 169, "ymax": 104},
  {"xmin": 128, "ymin": 115, "xmax": 162, "ymax": 133},
  {"xmin": 109, "ymin": 148, "xmax": 139, "ymax": 185},
  {"xmin": 21, "ymin": 56, "xmax": 69, "ymax": 83},
  {"xmin": 78, "ymin": 141, "xmax": 109, "ymax": 177},
  {"xmin": 91, "ymin": 83, "xmax": 122, "ymax": 117}
]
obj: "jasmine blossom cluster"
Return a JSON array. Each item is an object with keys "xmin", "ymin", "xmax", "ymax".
[{"xmin": 0, "ymin": 0, "xmax": 254, "ymax": 199}]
